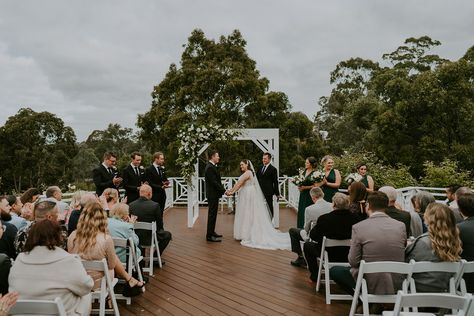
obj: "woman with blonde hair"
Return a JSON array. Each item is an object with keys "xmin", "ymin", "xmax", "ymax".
[
  {"xmin": 321, "ymin": 155, "xmax": 341, "ymax": 203},
  {"xmin": 405, "ymin": 203, "xmax": 462, "ymax": 293},
  {"xmin": 108, "ymin": 203, "xmax": 141, "ymax": 263},
  {"xmin": 102, "ymin": 188, "xmax": 119, "ymax": 211},
  {"xmin": 68, "ymin": 202, "xmax": 143, "ymax": 291}
]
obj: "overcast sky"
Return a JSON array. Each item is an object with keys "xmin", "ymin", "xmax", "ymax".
[{"xmin": 0, "ymin": 1, "xmax": 472, "ymax": 140}]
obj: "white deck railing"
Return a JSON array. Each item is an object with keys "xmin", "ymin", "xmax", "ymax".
[{"xmin": 61, "ymin": 178, "xmax": 457, "ymax": 212}]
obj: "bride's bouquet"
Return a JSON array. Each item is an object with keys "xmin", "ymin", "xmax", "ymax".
[
  {"xmin": 345, "ymin": 172, "xmax": 363, "ymax": 185},
  {"xmin": 293, "ymin": 168, "xmax": 325, "ymax": 186}
]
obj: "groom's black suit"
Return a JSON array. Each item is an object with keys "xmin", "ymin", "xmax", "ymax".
[
  {"xmin": 205, "ymin": 161, "xmax": 226, "ymax": 239},
  {"xmin": 256, "ymin": 163, "xmax": 280, "ymax": 217}
]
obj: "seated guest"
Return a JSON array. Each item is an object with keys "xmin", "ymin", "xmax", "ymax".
[
  {"xmin": 67, "ymin": 191, "xmax": 87, "ymax": 225},
  {"xmin": 68, "ymin": 202, "xmax": 143, "ymax": 290},
  {"xmin": 15, "ymin": 200, "xmax": 67, "ymax": 254},
  {"xmin": 68, "ymin": 193, "xmax": 97, "ymax": 235},
  {"xmin": 289, "ymin": 187, "xmax": 332, "ymax": 268},
  {"xmin": 348, "ymin": 182, "xmax": 368, "ymax": 221},
  {"xmin": 5, "ymin": 196, "xmax": 28, "ymax": 230},
  {"xmin": 0, "ymin": 202, "xmax": 18, "ymax": 259},
  {"xmin": 445, "ymin": 184, "xmax": 460, "ymax": 207},
  {"xmin": 413, "ymin": 191, "xmax": 436, "ymax": 233},
  {"xmin": 379, "ymin": 186, "xmax": 412, "ymax": 237},
  {"xmin": 9, "ymin": 220, "xmax": 93, "ymax": 316},
  {"xmin": 457, "ymin": 193, "xmax": 474, "ymax": 292},
  {"xmin": 19, "ymin": 188, "xmax": 41, "ymax": 221},
  {"xmin": 129, "ymin": 184, "xmax": 172, "ymax": 255},
  {"xmin": 303, "ymin": 193, "xmax": 360, "ymax": 282},
  {"xmin": 108, "ymin": 203, "xmax": 141, "ymax": 263},
  {"xmin": 45, "ymin": 186, "xmax": 71, "ymax": 222},
  {"xmin": 331, "ymin": 191, "xmax": 406, "ymax": 296},
  {"xmin": 103, "ymin": 188, "xmax": 120, "ymax": 212},
  {"xmin": 0, "ymin": 223, "xmax": 12, "ymax": 294},
  {"xmin": 406, "ymin": 203, "xmax": 462, "ymax": 293},
  {"xmin": 450, "ymin": 187, "xmax": 473, "ymax": 223}
]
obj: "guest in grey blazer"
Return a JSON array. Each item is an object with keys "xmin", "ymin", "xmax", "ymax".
[{"xmin": 331, "ymin": 191, "xmax": 406, "ymax": 295}]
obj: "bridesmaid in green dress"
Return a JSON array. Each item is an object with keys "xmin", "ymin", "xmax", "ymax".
[
  {"xmin": 356, "ymin": 163, "xmax": 374, "ymax": 192},
  {"xmin": 296, "ymin": 157, "xmax": 324, "ymax": 228},
  {"xmin": 321, "ymin": 155, "xmax": 341, "ymax": 203}
]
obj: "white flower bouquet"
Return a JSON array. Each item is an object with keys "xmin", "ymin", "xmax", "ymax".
[{"xmin": 345, "ymin": 172, "xmax": 363, "ymax": 185}]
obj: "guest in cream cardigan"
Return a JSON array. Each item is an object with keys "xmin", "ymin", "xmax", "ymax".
[{"xmin": 9, "ymin": 220, "xmax": 93, "ymax": 316}]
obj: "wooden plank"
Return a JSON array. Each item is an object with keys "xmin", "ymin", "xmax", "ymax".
[{"xmin": 119, "ymin": 207, "xmax": 350, "ymax": 316}]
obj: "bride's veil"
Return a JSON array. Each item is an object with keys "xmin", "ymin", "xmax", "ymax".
[{"xmin": 247, "ymin": 159, "xmax": 273, "ymax": 220}]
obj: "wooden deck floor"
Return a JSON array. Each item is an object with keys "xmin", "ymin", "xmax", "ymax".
[{"xmin": 119, "ymin": 207, "xmax": 351, "ymax": 316}]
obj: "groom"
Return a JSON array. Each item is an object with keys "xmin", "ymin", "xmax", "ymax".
[
  {"xmin": 205, "ymin": 150, "xmax": 226, "ymax": 242},
  {"xmin": 256, "ymin": 152, "xmax": 280, "ymax": 218}
]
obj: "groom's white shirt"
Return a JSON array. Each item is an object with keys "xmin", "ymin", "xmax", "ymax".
[{"xmin": 209, "ymin": 160, "xmax": 216, "ymax": 166}]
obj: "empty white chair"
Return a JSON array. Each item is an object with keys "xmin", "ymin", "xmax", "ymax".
[
  {"xmin": 382, "ymin": 290, "xmax": 471, "ymax": 316},
  {"xmin": 81, "ymin": 259, "xmax": 120, "ymax": 316},
  {"xmin": 349, "ymin": 260, "xmax": 412, "ymax": 316},
  {"xmin": 457, "ymin": 260, "xmax": 474, "ymax": 296},
  {"xmin": 315, "ymin": 237, "xmax": 352, "ymax": 304},
  {"xmin": 9, "ymin": 297, "xmax": 67, "ymax": 316},
  {"xmin": 134, "ymin": 221, "xmax": 162, "ymax": 275}
]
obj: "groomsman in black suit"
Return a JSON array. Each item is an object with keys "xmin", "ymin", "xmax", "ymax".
[
  {"xmin": 145, "ymin": 152, "xmax": 169, "ymax": 212},
  {"xmin": 256, "ymin": 152, "xmax": 280, "ymax": 218},
  {"xmin": 122, "ymin": 152, "xmax": 145, "ymax": 204},
  {"xmin": 205, "ymin": 150, "xmax": 226, "ymax": 242},
  {"xmin": 92, "ymin": 152, "xmax": 122, "ymax": 196}
]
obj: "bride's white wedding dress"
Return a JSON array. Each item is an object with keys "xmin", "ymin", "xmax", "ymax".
[{"xmin": 233, "ymin": 170, "xmax": 291, "ymax": 250}]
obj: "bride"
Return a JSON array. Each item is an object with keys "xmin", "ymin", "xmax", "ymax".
[{"xmin": 226, "ymin": 159, "xmax": 290, "ymax": 250}]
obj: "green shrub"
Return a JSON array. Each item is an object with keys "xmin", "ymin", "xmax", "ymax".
[
  {"xmin": 421, "ymin": 159, "xmax": 473, "ymax": 188},
  {"xmin": 334, "ymin": 151, "xmax": 417, "ymax": 189}
]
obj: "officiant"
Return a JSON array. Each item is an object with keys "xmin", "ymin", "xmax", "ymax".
[{"xmin": 256, "ymin": 152, "xmax": 280, "ymax": 218}]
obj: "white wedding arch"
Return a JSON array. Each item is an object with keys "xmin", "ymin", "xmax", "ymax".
[{"xmin": 187, "ymin": 128, "xmax": 280, "ymax": 228}]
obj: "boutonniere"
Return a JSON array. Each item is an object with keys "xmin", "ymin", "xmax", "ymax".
[{"xmin": 139, "ymin": 166, "xmax": 144, "ymax": 170}]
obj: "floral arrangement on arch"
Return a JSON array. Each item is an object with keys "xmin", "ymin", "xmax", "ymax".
[{"xmin": 177, "ymin": 124, "xmax": 240, "ymax": 184}]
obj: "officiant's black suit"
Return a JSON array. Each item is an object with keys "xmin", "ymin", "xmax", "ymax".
[
  {"xmin": 145, "ymin": 165, "xmax": 168, "ymax": 212},
  {"xmin": 122, "ymin": 165, "xmax": 145, "ymax": 204},
  {"xmin": 205, "ymin": 162, "xmax": 226, "ymax": 239},
  {"xmin": 256, "ymin": 163, "xmax": 280, "ymax": 217},
  {"xmin": 92, "ymin": 164, "xmax": 118, "ymax": 196}
]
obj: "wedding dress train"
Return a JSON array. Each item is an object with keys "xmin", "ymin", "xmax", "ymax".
[{"xmin": 233, "ymin": 171, "xmax": 291, "ymax": 250}]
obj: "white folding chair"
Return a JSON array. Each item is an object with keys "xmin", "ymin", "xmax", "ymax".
[
  {"xmin": 457, "ymin": 260, "xmax": 474, "ymax": 296},
  {"xmin": 134, "ymin": 221, "xmax": 162, "ymax": 276},
  {"xmin": 112, "ymin": 237, "xmax": 144, "ymax": 305},
  {"xmin": 349, "ymin": 260, "xmax": 412, "ymax": 316},
  {"xmin": 9, "ymin": 297, "xmax": 67, "ymax": 315},
  {"xmin": 315, "ymin": 237, "xmax": 352, "ymax": 304},
  {"xmin": 382, "ymin": 290, "xmax": 472, "ymax": 316},
  {"xmin": 82, "ymin": 259, "xmax": 120, "ymax": 316},
  {"xmin": 408, "ymin": 260, "xmax": 461, "ymax": 295}
]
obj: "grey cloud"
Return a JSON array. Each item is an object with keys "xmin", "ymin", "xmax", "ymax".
[{"xmin": 0, "ymin": 0, "xmax": 472, "ymax": 140}]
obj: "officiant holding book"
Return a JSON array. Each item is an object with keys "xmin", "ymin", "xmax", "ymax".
[{"xmin": 256, "ymin": 152, "xmax": 280, "ymax": 218}]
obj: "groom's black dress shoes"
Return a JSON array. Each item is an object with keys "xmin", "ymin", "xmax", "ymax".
[
  {"xmin": 206, "ymin": 236, "xmax": 222, "ymax": 242},
  {"xmin": 213, "ymin": 232, "xmax": 223, "ymax": 238}
]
